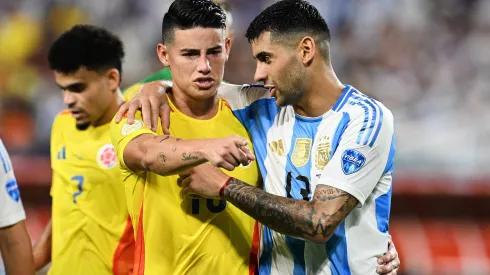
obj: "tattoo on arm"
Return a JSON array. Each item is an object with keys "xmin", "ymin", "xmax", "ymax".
[
  {"xmin": 157, "ymin": 152, "xmax": 167, "ymax": 166},
  {"xmin": 172, "ymin": 145, "xmax": 177, "ymax": 152},
  {"xmin": 182, "ymin": 153, "xmax": 198, "ymax": 161},
  {"xmin": 224, "ymin": 179, "xmax": 358, "ymax": 242},
  {"xmin": 158, "ymin": 135, "xmax": 170, "ymax": 143}
]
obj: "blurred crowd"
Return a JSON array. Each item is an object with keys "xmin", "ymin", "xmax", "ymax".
[{"xmin": 0, "ymin": 0, "xmax": 489, "ymax": 176}]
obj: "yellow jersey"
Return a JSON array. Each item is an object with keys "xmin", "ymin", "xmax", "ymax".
[
  {"xmin": 50, "ymin": 110, "xmax": 134, "ymax": 275},
  {"xmin": 110, "ymin": 96, "xmax": 261, "ymax": 275}
]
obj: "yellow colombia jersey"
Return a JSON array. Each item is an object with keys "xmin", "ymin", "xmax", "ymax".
[
  {"xmin": 110, "ymin": 96, "xmax": 261, "ymax": 275},
  {"xmin": 50, "ymin": 110, "xmax": 134, "ymax": 275}
]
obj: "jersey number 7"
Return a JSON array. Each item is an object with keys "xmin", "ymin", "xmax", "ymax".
[{"xmin": 71, "ymin": 175, "xmax": 85, "ymax": 204}]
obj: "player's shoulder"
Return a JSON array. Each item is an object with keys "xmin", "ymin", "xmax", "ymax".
[
  {"xmin": 122, "ymin": 83, "xmax": 143, "ymax": 101},
  {"xmin": 110, "ymin": 110, "xmax": 145, "ymax": 135},
  {"xmin": 121, "ymin": 68, "xmax": 172, "ymax": 100},
  {"xmin": 53, "ymin": 109, "xmax": 75, "ymax": 128},
  {"xmin": 337, "ymin": 86, "xmax": 393, "ymax": 124}
]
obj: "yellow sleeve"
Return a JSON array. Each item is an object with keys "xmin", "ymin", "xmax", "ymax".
[
  {"xmin": 50, "ymin": 110, "xmax": 69, "ymax": 197},
  {"xmin": 110, "ymin": 110, "xmax": 158, "ymax": 171},
  {"xmin": 122, "ymin": 83, "xmax": 144, "ymax": 102}
]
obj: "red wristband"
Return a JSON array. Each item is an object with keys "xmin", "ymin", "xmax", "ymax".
[{"xmin": 219, "ymin": 177, "xmax": 233, "ymax": 200}]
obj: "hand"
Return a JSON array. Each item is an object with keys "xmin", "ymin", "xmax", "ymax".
[
  {"xmin": 115, "ymin": 81, "xmax": 171, "ymax": 134},
  {"xmin": 200, "ymin": 135, "xmax": 255, "ymax": 171},
  {"xmin": 178, "ymin": 163, "xmax": 229, "ymax": 199},
  {"xmin": 376, "ymin": 237, "xmax": 400, "ymax": 274}
]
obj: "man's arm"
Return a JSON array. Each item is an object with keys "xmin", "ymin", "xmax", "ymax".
[
  {"xmin": 0, "ymin": 220, "xmax": 35, "ymax": 275},
  {"xmin": 123, "ymin": 134, "xmax": 254, "ymax": 175},
  {"xmin": 33, "ymin": 219, "xmax": 52, "ymax": 271},
  {"xmin": 224, "ymin": 180, "xmax": 358, "ymax": 244}
]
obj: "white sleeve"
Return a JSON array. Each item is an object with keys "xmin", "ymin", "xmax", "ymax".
[
  {"xmin": 0, "ymin": 140, "xmax": 26, "ymax": 228},
  {"xmin": 217, "ymin": 82, "xmax": 270, "ymax": 110},
  {"xmin": 314, "ymin": 108, "xmax": 394, "ymax": 206}
]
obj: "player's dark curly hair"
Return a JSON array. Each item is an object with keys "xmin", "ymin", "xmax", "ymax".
[
  {"xmin": 161, "ymin": 0, "xmax": 226, "ymax": 44},
  {"xmin": 48, "ymin": 24, "xmax": 125, "ymax": 80},
  {"xmin": 245, "ymin": 0, "xmax": 331, "ymax": 60}
]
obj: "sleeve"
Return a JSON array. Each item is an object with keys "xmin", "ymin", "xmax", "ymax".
[
  {"xmin": 217, "ymin": 83, "xmax": 270, "ymax": 111},
  {"xmin": 50, "ymin": 112, "xmax": 66, "ymax": 197},
  {"xmin": 0, "ymin": 140, "xmax": 26, "ymax": 228},
  {"xmin": 110, "ymin": 110, "xmax": 158, "ymax": 171},
  {"xmin": 313, "ymin": 108, "xmax": 395, "ymax": 206}
]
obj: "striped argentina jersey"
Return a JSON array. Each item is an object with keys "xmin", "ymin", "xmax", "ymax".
[{"xmin": 219, "ymin": 83, "xmax": 396, "ymax": 275}]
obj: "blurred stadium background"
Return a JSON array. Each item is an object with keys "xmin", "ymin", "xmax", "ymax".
[{"xmin": 0, "ymin": 0, "xmax": 489, "ymax": 274}]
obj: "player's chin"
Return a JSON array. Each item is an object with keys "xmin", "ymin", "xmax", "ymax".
[
  {"xmin": 192, "ymin": 86, "xmax": 218, "ymax": 99},
  {"xmin": 274, "ymin": 96, "xmax": 288, "ymax": 107}
]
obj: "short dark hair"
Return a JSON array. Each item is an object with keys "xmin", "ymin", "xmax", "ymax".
[
  {"xmin": 48, "ymin": 24, "xmax": 125, "ymax": 78},
  {"xmin": 161, "ymin": 0, "xmax": 227, "ymax": 44},
  {"xmin": 245, "ymin": 0, "xmax": 331, "ymax": 60}
]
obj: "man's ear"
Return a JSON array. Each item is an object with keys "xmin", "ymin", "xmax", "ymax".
[
  {"xmin": 157, "ymin": 43, "xmax": 170, "ymax": 67},
  {"xmin": 297, "ymin": 36, "xmax": 315, "ymax": 66},
  {"xmin": 105, "ymin": 68, "xmax": 120, "ymax": 91}
]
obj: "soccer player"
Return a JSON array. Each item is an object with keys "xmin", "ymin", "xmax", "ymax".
[
  {"xmin": 119, "ymin": 0, "xmax": 400, "ymax": 274},
  {"xmin": 110, "ymin": 1, "xmax": 259, "ymax": 274},
  {"xmin": 0, "ymin": 139, "xmax": 35, "ymax": 275},
  {"xmin": 32, "ymin": 25, "xmax": 134, "ymax": 275},
  {"xmin": 122, "ymin": 0, "xmax": 234, "ymax": 131}
]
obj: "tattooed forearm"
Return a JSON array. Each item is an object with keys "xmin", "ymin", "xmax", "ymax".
[{"xmin": 224, "ymin": 179, "xmax": 358, "ymax": 243}]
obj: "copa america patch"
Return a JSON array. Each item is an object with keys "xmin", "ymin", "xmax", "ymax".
[
  {"xmin": 5, "ymin": 179, "xmax": 20, "ymax": 202},
  {"xmin": 341, "ymin": 149, "xmax": 366, "ymax": 175},
  {"xmin": 121, "ymin": 120, "xmax": 144, "ymax": 136},
  {"xmin": 97, "ymin": 144, "xmax": 117, "ymax": 169}
]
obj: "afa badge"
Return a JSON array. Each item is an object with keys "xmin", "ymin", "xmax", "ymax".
[
  {"xmin": 315, "ymin": 136, "xmax": 331, "ymax": 170},
  {"xmin": 341, "ymin": 149, "xmax": 366, "ymax": 175},
  {"xmin": 121, "ymin": 120, "xmax": 144, "ymax": 136},
  {"xmin": 97, "ymin": 144, "xmax": 117, "ymax": 169},
  {"xmin": 291, "ymin": 138, "xmax": 312, "ymax": 167},
  {"xmin": 5, "ymin": 179, "xmax": 20, "ymax": 202}
]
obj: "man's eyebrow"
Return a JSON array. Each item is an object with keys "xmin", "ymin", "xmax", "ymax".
[{"xmin": 57, "ymin": 82, "xmax": 85, "ymax": 90}]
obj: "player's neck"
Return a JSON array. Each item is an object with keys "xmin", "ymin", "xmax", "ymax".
[
  {"xmin": 168, "ymin": 87, "xmax": 219, "ymax": 120},
  {"xmin": 293, "ymin": 66, "xmax": 344, "ymax": 117},
  {"xmin": 94, "ymin": 88, "xmax": 124, "ymax": 127}
]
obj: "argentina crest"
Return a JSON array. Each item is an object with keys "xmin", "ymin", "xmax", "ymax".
[
  {"xmin": 291, "ymin": 138, "xmax": 312, "ymax": 167},
  {"xmin": 315, "ymin": 136, "xmax": 331, "ymax": 170}
]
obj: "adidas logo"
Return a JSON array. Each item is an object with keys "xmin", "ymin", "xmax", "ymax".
[{"xmin": 57, "ymin": 146, "xmax": 66, "ymax": 160}]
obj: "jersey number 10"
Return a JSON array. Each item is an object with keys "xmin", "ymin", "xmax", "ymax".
[{"xmin": 191, "ymin": 198, "xmax": 226, "ymax": 214}]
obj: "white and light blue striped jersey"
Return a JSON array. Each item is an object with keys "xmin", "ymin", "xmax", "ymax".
[
  {"xmin": 219, "ymin": 83, "xmax": 395, "ymax": 275},
  {"xmin": 0, "ymin": 139, "xmax": 25, "ymax": 228}
]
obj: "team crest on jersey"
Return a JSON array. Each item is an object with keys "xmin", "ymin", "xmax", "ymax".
[
  {"xmin": 97, "ymin": 144, "xmax": 117, "ymax": 169},
  {"xmin": 291, "ymin": 138, "xmax": 312, "ymax": 167},
  {"xmin": 341, "ymin": 149, "xmax": 366, "ymax": 175},
  {"xmin": 121, "ymin": 120, "xmax": 144, "ymax": 136},
  {"xmin": 315, "ymin": 136, "xmax": 331, "ymax": 170},
  {"xmin": 5, "ymin": 179, "xmax": 20, "ymax": 202}
]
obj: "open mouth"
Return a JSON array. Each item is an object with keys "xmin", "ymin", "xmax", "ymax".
[
  {"xmin": 264, "ymin": 85, "xmax": 276, "ymax": 98},
  {"xmin": 194, "ymin": 77, "xmax": 215, "ymax": 89}
]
